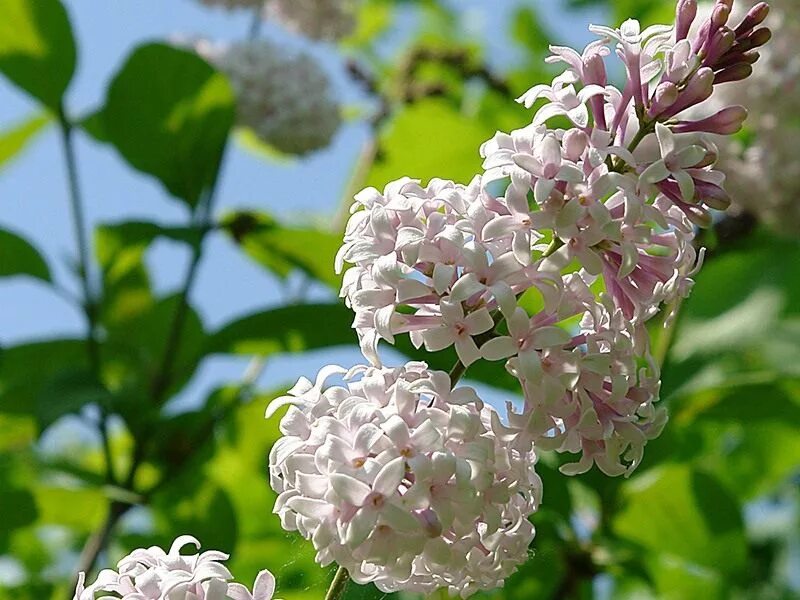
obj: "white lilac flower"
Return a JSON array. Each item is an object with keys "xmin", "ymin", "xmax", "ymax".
[
  {"xmin": 198, "ymin": 40, "xmax": 341, "ymax": 156},
  {"xmin": 264, "ymin": 0, "xmax": 358, "ymax": 41},
  {"xmin": 266, "ymin": 363, "xmax": 540, "ymax": 597},
  {"xmin": 198, "ymin": 0, "xmax": 265, "ymax": 10},
  {"xmin": 73, "ymin": 536, "xmax": 275, "ymax": 600}
]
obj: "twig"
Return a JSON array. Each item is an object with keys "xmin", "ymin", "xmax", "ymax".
[{"xmin": 57, "ymin": 108, "xmax": 117, "ymax": 486}]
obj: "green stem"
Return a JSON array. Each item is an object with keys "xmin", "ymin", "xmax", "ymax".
[
  {"xmin": 67, "ymin": 501, "xmax": 131, "ymax": 600},
  {"xmin": 324, "ymin": 566, "xmax": 350, "ymax": 600},
  {"xmin": 57, "ymin": 108, "xmax": 117, "ymax": 485}
]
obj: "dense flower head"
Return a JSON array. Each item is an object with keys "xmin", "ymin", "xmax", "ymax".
[
  {"xmin": 197, "ymin": 39, "xmax": 341, "ymax": 155},
  {"xmin": 73, "ymin": 536, "xmax": 274, "ymax": 600},
  {"xmin": 267, "ymin": 363, "xmax": 540, "ymax": 597},
  {"xmin": 197, "ymin": 0, "xmax": 264, "ymax": 9},
  {"xmin": 264, "ymin": 0, "xmax": 358, "ymax": 41}
]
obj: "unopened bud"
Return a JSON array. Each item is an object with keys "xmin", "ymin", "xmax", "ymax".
[
  {"xmin": 717, "ymin": 50, "xmax": 760, "ymax": 70},
  {"xmin": 711, "ymin": 3, "xmax": 731, "ymax": 29},
  {"xmin": 647, "ymin": 82, "xmax": 679, "ymax": 118},
  {"xmin": 583, "ymin": 51, "xmax": 607, "ymax": 87},
  {"xmin": 714, "ymin": 62, "xmax": 753, "ymax": 84},
  {"xmin": 563, "ymin": 129, "xmax": 589, "ymax": 161},
  {"xmin": 704, "ymin": 27, "xmax": 736, "ymax": 68},
  {"xmin": 663, "ymin": 67, "xmax": 714, "ymax": 117},
  {"xmin": 673, "ymin": 105, "xmax": 748, "ymax": 135},
  {"xmin": 696, "ymin": 181, "xmax": 731, "ymax": 211},
  {"xmin": 676, "ymin": 0, "xmax": 698, "ymax": 41},
  {"xmin": 735, "ymin": 2, "xmax": 770, "ymax": 38}
]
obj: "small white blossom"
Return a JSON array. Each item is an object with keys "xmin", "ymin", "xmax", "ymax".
[{"xmin": 73, "ymin": 536, "xmax": 275, "ymax": 600}]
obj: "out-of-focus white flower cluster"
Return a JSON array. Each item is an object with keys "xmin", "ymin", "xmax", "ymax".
[
  {"xmin": 198, "ymin": 0, "xmax": 358, "ymax": 41},
  {"xmin": 698, "ymin": 0, "xmax": 798, "ymax": 233},
  {"xmin": 265, "ymin": 0, "xmax": 358, "ymax": 41},
  {"xmin": 196, "ymin": 39, "xmax": 341, "ymax": 156},
  {"xmin": 198, "ymin": 0, "xmax": 264, "ymax": 9},
  {"xmin": 267, "ymin": 363, "xmax": 540, "ymax": 598},
  {"xmin": 265, "ymin": 0, "xmax": 770, "ymax": 596},
  {"xmin": 74, "ymin": 536, "xmax": 275, "ymax": 600}
]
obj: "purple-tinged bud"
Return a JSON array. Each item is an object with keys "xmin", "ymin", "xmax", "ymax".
[
  {"xmin": 676, "ymin": 0, "xmax": 698, "ymax": 41},
  {"xmin": 735, "ymin": 2, "xmax": 770, "ymax": 38},
  {"xmin": 583, "ymin": 51, "xmax": 607, "ymax": 87},
  {"xmin": 647, "ymin": 82, "xmax": 679, "ymax": 118},
  {"xmin": 711, "ymin": 3, "xmax": 731, "ymax": 29},
  {"xmin": 734, "ymin": 27, "xmax": 772, "ymax": 53},
  {"xmin": 696, "ymin": 181, "xmax": 731, "ymax": 210},
  {"xmin": 692, "ymin": 20, "xmax": 712, "ymax": 54},
  {"xmin": 673, "ymin": 105, "xmax": 748, "ymax": 135},
  {"xmin": 717, "ymin": 50, "xmax": 760, "ymax": 69},
  {"xmin": 704, "ymin": 27, "xmax": 736, "ymax": 67},
  {"xmin": 663, "ymin": 67, "xmax": 714, "ymax": 117},
  {"xmin": 714, "ymin": 62, "xmax": 753, "ymax": 84},
  {"xmin": 563, "ymin": 129, "xmax": 589, "ymax": 162}
]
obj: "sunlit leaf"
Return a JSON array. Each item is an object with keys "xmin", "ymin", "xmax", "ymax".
[
  {"xmin": 613, "ymin": 465, "xmax": 746, "ymax": 579},
  {"xmin": 208, "ymin": 303, "xmax": 354, "ymax": 356},
  {"xmin": 98, "ymin": 43, "xmax": 236, "ymax": 208},
  {"xmin": 221, "ymin": 211, "xmax": 341, "ymax": 289},
  {"xmin": 0, "ymin": 112, "xmax": 51, "ymax": 169},
  {"xmin": 0, "ymin": 0, "xmax": 76, "ymax": 110},
  {"xmin": 366, "ymin": 99, "xmax": 493, "ymax": 189}
]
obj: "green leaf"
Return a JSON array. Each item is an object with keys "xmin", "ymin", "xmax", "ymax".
[
  {"xmin": 0, "ymin": 0, "xmax": 76, "ymax": 110},
  {"xmin": 0, "ymin": 339, "xmax": 87, "ymax": 417},
  {"xmin": 0, "ymin": 227, "xmax": 51, "ymax": 281},
  {"xmin": 613, "ymin": 465, "xmax": 746, "ymax": 579},
  {"xmin": 366, "ymin": 99, "xmax": 494, "ymax": 190},
  {"xmin": 510, "ymin": 6, "xmax": 552, "ymax": 57},
  {"xmin": 0, "ymin": 112, "xmax": 51, "ymax": 169},
  {"xmin": 99, "ymin": 43, "xmax": 236, "ymax": 208},
  {"xmin": 0, "ymin": 469, "xmax": 37, "ymax": 546},
  {"xmin": 36, "ymin": 368, "xmax": 111, "ymax": 430},
  {"xmin": 208, "ymin": 303, "xmax": 355, "ymax": 356},
  {"xmin": 104, "ymin": 294, "xmax": 206, "ymax": 404},
  {"xmin": 221, "ymin": 211, "xmax": 342, "ymax": 289}
]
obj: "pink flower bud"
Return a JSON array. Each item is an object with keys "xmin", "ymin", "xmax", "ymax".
[
  {"xmin": 696, "ymin": 181, "xmax": 731, "ymax": 210},
  {"xmin": 676, "ymin": 0, "xmax": 698, "ymax": 41},
  {"xmin": 583, "ymin": 51, "xmax": 608, "ymax": 87},
  {"xmin": 734, "ymin": 27, "xmax": 772, "ymax": 53},
  {"xmin": 563, "ymin": 129, "xmax": 589, "ymax": 161},
  {"xmin": 647, "ymin": 82, "xmax": 679, "ymax": 118},
  {"xmin": 714, "ymin": 62, "xmax": 753, "ymax": 84},
  {"xmin": 663, "ymin": 67, "xmax": 714, "ymax": 117},
  {"xmin": 735, "ymin": 2, "xmax": 770, "ymax": 38},
  {"xmin": 673, "ymin": 105, "xmax": 748, "ymax": 135},
  {"xmin": 704, "ymin": 27, "xmax": 735, "ymax": 68},
  {"xmin": 711, "ymin": 3, "xmax": 731, "ymax": 29},
  {"xmin": 717, "ymin": 49, "xmax": 760, "ymax": 69}
]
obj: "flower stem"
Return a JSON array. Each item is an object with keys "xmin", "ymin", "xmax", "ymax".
[
  {"xmin": 324, "ymin": 566, "xmax": 350, "ymax": 600},
  {"xmin": 57, "ymin": 107, "xmax": 117, "ymax": 485}
]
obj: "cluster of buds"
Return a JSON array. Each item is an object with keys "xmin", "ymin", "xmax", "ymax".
[
  {"xmin": 266, "ymin": 0, "xmax": 770, "ymax": 596},
  {"xmin": 74, "ymin": 536, "xmax": 275, "ymax": 600},
  {"xmin": 697, "ymin": 0, "xmax": 799, "ymax": 233}
]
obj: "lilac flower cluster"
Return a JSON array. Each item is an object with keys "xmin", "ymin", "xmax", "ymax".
[
  {"xmin": 268, "ymin": 363, "xmax": 539, "ymax": 596},
  {"xmin": 268, "ymin": 1, "xmax": 769, "ymax": 596},
  {"xmin": 74, "ymin": 536, "xmax": 275, "ymax": 600}
]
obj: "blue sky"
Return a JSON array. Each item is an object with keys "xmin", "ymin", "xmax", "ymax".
[{"xmin": 0, "ymin": 0, "xmax": 606, "ymax": 414}]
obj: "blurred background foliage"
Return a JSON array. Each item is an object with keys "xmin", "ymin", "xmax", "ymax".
[{"xmin": 0, "ymin": 0, "xmax": 797, "ymax": 599}]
